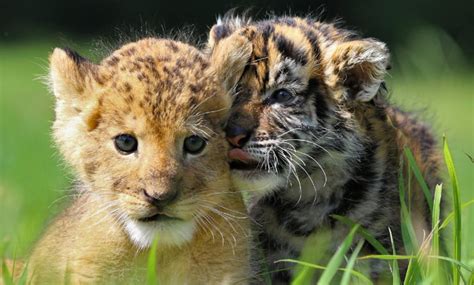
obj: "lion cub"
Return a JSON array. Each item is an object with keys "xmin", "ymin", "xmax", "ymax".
[{"xmin": 24, "ymin": 35, "xmax": 253, "ymax": 284}]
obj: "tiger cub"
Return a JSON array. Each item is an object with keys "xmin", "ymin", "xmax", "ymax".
[
  {"xmin": 23, "ymin": 35, "xmax": 254, "ymax": 284},
  {"xmin": 207, "ymin": 15, "xmax": 442, "ymax": 283}
]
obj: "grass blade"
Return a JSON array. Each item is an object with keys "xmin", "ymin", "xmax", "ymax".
[
  {"xmin": 16, "ymin": 263, "xmax": 28, "ymax": 285},
  {"xmin": 439, "ymin": 199, "xmax": 474, "ymax": 230},
  {"xmin": 399, "ymin": 167, "xmax": 422, "ymax": 284},
  {"xmin": 340, "ymin": 240, "xmax": 364, "ymax": 285},
  {"xmin": 291, "ymin": 231, "xmax": 330, "ymax": 285},
  {"xmin": 399, "ymin": 171, "xmax": 419, "ymax": 254},
  {"xmin": 317, "ymin": 225, "xmax": 359, "ymax": 285},
  {"xmin": 147, "ymin": 237, "xmax": 159, "ymax": 285},
  {"xmin": 427, "ymin": 256, "xmax": 473, "ymax": 273},
  {"xmin": 277, "ymin": 259, "xmax": 372, "ymax": 284},
  {"xmin": 359, "ymin": 255, "xmax": 416, "ymax": 260},
  {"xmin": 429, "ymin": 184, "xmax": 443, "ymax": 283},
  {"xmin": 358, "ymin": 255, "xmax": 472, "ymax": 273},
  {"xmin": 331, "ymin": 215, "xmax": 389, "ymax": 255},
  {"xmin": 1, "ymin": 260, "xmax": 13, "ymax": 285},
  {"xmin": 388, "ymin": 228, "xmax": 401, "ymax": 285},
  {"xmin": 443, "ymin": 136, "xmax": 462, "ymax": 285},
  {"xmin": 404, "ymin": 147, "xmax": 433, "ymax": 211}
]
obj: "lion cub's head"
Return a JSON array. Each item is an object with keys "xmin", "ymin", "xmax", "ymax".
[{"xmin": 49, "ymin": 37, "xmax": 251, "ymax": 248}]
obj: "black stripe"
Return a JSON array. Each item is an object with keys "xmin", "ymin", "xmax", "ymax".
[
  {"xmin": 273, "ymin": 34, "xmax": 308, "ymax": 66},
  {"xmin": 305, "ymin": 78, "xmax": 330, "ymax": 122},
  {"xmin": 271, "ymin": 115, "xmax": 288, "ymax": 130},
  {"xmin": 288, "ymin": 110, "xmax": 305, "ymax": 116},
  {"xmin": 300, "ymin": 24, "xmax": 321, "ymax": 62},
  {"xmin": 262, "ymin": 194, "xmax": 317, "ymax": 237},
  {"xmin": 331, "ymin": 141, "xmax": 378, "ymax": 218},
  {"xmin": 259, "ymin": 24, "xmax": 274, "ymax": 89}
]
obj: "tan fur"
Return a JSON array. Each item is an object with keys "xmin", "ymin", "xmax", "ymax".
[{"xmin": 11, "ymin": 37, "xmax": 253, "ymax": 284}]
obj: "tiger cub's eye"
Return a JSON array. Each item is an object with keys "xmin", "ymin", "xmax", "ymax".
[
  {"xmin": 272, "ymin": 89, "xmax": 293, "ymax": 103},
  {"xmin": 114, "ymin": 134, "xmax": 138, "ymax": 154},
  {"xmin": 183, "ymin": 135, "xmax": 207, "ymax": 155}
]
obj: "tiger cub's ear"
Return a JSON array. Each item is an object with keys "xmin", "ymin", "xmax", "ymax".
[
  {"xmin": 209, "ymin": 32, "xmax": 253, "ymax": 92},
  {"xmin": 207, "ymin": 15, "xmax": 251, "ymax": 50},
  {"xmin": 325, "ymin": 39, "xmax": 390, "ymax": 102}
]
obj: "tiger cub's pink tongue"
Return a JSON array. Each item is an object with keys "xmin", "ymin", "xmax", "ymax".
[{"xmin": 228, "ymin": 148, "xmax": 252, "ymax": 162}]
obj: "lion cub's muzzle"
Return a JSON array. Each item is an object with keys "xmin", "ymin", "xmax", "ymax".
[{"xmin": 138, "ymin": 188, "xmax": 180, "ymax": 222}]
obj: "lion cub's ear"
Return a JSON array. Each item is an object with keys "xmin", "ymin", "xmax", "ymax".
[
  {"xmin": 49, "ymin": 48, "xmax": 102, "ymax": 130},
  {"xmin": 325, "ymin": 39, "xmax": 390, "ymax": 102},
  {"xmin": 49, "ymin": 48, "xmax": 98, "ymax": 100},
  {"xmin": 49, "ymin": 48, "xmax": 103, "ymax": 167}
]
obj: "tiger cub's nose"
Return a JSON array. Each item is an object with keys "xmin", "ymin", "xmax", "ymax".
[{"xmin": 226, "ymin": 125, "xmax": 251, "ymax": 147}]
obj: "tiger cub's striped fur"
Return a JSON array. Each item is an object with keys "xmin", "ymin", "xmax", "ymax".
[{"xmin": 207, "ymin": 15, "xmax": 442, "ymax": 283}]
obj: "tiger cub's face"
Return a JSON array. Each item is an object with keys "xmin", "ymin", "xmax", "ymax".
[{"xmin": 208, "ymin": 17, "xmax": 390, "ymax": 196}]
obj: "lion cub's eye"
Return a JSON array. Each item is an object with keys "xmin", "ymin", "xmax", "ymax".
[
  {"xmin": 114, "ymin": 134, "xmax": 138, "ymax": 154},
  {"xmin": 272, "ymin": 89, "xmax": 293, "ymax": 103},
  {"xmin": 183, "ymin": 135, "xmax": 207, "ymax": 155}
]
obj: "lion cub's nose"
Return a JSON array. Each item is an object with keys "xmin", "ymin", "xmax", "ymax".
[{"xmin": 142, "ymin": 189, "xmax": 178, "ymax": 209}]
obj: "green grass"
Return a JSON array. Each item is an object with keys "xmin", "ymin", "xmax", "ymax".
[
  {"xmin": 444, "ymin": 137, "xmax": 463, "ymax": 284},
  {"xmin": 147, "ymin": 238, "xmax": 159, "ymax": 285},
  {"xmin": 0, "ymin": 39, "xmax": 473, "ymax": 283}
]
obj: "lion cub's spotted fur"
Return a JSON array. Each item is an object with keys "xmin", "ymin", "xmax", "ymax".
[{"xmin": 24, "ymin": 36, "xmax": 254, "ymax": 284}]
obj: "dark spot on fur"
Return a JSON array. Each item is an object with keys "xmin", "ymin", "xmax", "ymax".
[
  {"xmin": 121, "ymin": 47, "xmax": 136, "ymax": 57},
  {"xmin": 165, "ymin": 41, "xmax": 179, "ymax": 53},
  {"xmin": 106, "ymin": 56, "xmax": 120, "ymax": 66},
  {"xmin": 130, "ymin": 62, "xmax": 141, "ymax": 72},
  {"xmin": 123, "ymin": 82, "xmax": 132, "ymax": 92},
  {"xmin": 189, "ymin": 83, "xmax": 203, "ymax": 93},
  {"xmin": 145, "ymin": 56, "xmax": 155, "ymax": 65},
  {"xmin": 157, "ymin": 55, "xmax": 171, "ymax": 62},
  {"xmin": 137, "ymin": 73, "xmax": 145, "ymax": 81},
  {"xmin": 125, "ymin": 93, "xmax": 134, "ymax": 104}
]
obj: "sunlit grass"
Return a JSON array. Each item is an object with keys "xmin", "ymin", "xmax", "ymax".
[{"xmin": 147, "ymin": 238, "xmax": 159, "ymax": 285}]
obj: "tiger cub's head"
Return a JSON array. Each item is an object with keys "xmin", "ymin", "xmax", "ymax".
[
  {"xmin": 207, "ymin": 16, "xmax": 390, "ymax": 196},
  {"xmin": 49, "ymin": 36, "xmax": 251, "ymax": 248}
]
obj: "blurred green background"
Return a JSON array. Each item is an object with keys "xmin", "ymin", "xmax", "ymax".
[{"xmin": 0, "ymin": 0, "xmax": 473, "ymax": 267}]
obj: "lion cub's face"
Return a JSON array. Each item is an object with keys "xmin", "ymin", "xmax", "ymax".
[{"xmin": 49, "ymin": 37, "xmax": 251, "ymax": 248}]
